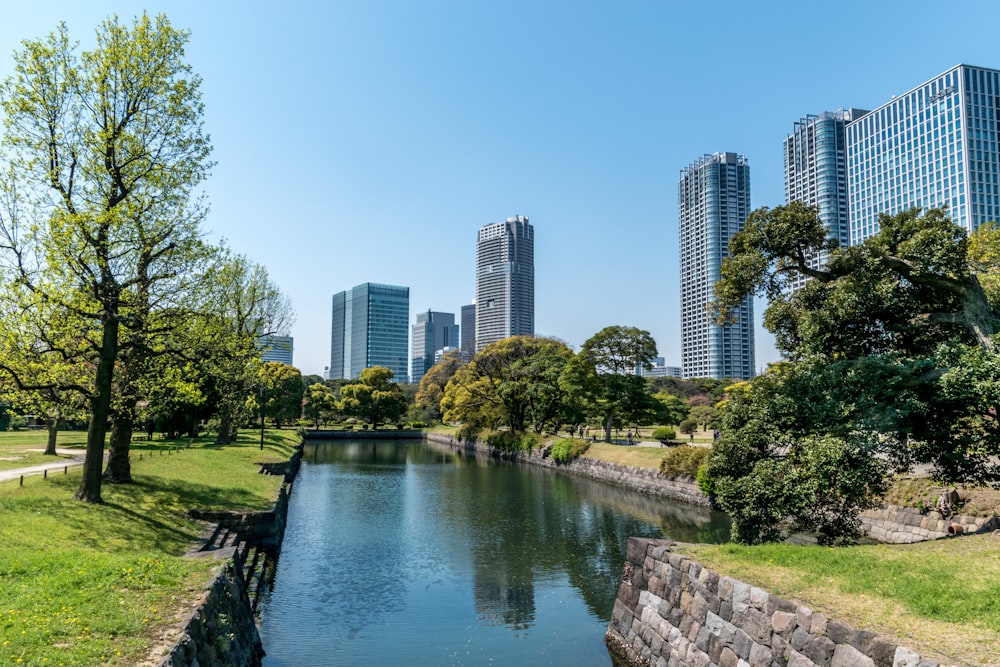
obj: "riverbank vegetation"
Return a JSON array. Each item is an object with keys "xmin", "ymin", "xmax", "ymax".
[{"xmin": 0, "ymin": 429, "xmax": 299, "ymax": 666}]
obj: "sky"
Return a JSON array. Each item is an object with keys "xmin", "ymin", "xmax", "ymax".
[{"xmin": 2, "ymin": 1, "xmax": 1000, "ymax": 378}]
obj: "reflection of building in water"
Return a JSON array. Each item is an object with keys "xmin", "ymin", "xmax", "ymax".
[{"xmin": 473, "ymin": 571, "xmax": 535, "ymax": 630}]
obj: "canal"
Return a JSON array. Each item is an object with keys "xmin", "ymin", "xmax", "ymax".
[{"xmin": 258, "ymin": 439, "xmax": 730, "ymax": 665}]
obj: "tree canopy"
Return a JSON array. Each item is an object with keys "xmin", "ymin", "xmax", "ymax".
[{"xmin": 338, "ymin": 366, "xmax": 408, "ymax": 429}]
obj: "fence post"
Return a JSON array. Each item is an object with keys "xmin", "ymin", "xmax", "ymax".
[
  {"xmin": 44, "ymin": 469, "xmax": 47, "ymax": 479},
  {"xmin": 20, "ymin": 475, "xmax": 23, "ymax": 486}
]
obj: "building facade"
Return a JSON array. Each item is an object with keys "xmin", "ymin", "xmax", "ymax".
[
  {"xmin": 330, "ymin": 283, "xmax": 410, "ymax": 381},
  {"xmin": 460, "ymin": 303, "xmax": 476, "ymax": 360},
  {"xmin": 260, "ymin": 335, "xmax": 294, "ymax": 366},
  {"xmin": 410, "ymin": 310, "xmax": 459, "ymax": 384},
  {"xmin": 847, "ymin": 64, "xmax": 1000, "ymax": 243},
  {"xmin": 475, "ymin": 215, "xmax": 534, "ymax": 351},
  {"xmin": 678, "ymin": 152, "xmax": 755, "ymax": 381},
  {"xmin": 784, "ymin": 109, "xmax": 866, "ymax": 289}
]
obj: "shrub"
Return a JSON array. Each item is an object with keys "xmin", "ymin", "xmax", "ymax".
[
  {"xmin": 696, "ymin": 462, "xmax": 715, "ymax": 496},
  {"xmin": 679, "ymin": 418, "xmax": 698, "ymax": 435},
  {"xmin": 409, "ymin": 421, "xmax": 426, "ymax": 429},
  {"xmin": 659, "ymin": 445, "xmax": 710, "ymax": 478},
  {"xmin": 651, "ymin": 426, "xmax": 676, "ymax": 442},
  {"xmin": 457, "ymin": 424, "xmax": 480, "ymax": 442},
  {"xmin": 550, "ymin": 438, "xmax": 591, "ymax": 463}
]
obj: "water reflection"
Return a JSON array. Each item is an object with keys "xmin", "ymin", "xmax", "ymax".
[{"xmin": 261, "ymin": 439, "xmax": 729, "ymax": 666}]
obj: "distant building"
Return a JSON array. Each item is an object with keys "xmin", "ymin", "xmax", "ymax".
[
  {"xmin": 475, "ymin": 215, "xmax": 534, "ymax": 350},
  {"xmin": 460, "ymin": 303, "xmax": 476, "ymax": 359},
  {"xmin": 260, "ymin": 335, "xmax": 293, "ymax": 366},
  {"xmin": 784, "ymin": 109, "xmax": 866, "ymax": 289},
  {"xmin": 634, "ymin": 356, "xmax": 674, "ymax": 378},
  {"xmin": 678, "ymin": 152, "xmax": 755, "ymax": 381},
  {"xmin": 847, "ymin": 64, "xmax": 1000, "ymax": 243},
  {"xmin": 411, "ymin": 310, "xmax": 459, "ymax": 384},
  {"xmin": 330, "ymin": 283, "xmax": 409, "ymax": 381}
]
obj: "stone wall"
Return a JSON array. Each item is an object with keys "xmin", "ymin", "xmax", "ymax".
[
  {"xmin": 423, "ymin": 432, "xmax": 712, "ymax": 507},
  {"xmin": 861, "ymin": 505, "xmax": 999, "ymax": 544},
  {"xmin": 606, "ymin": 537, "xmax": 940, "ymax": 667},
  {"xmin": 158, "ymin": 561, "xmax": 263, "ymax": 667}
]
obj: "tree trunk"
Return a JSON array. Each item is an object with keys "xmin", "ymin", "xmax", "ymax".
[
  {"xmin": 104, "ymin": 414, "xmax": 134, "ymax": 484},
  {"xmin": 76, "ymin": 318, "xmax": 119, "ymax": 503},
  {"xmin": 44, "ymin": 416, "xmax": 59, "ymax": 456},
  {"xmin": 215, "ymin": 412, "xmax": 234, "ymax": 445},
  {"xmin": 604, "ymin": 412, "xmax": 614, "ymax": 442}
]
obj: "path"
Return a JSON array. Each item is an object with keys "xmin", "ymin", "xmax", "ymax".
[{"xmin": 0, "ymin": 449, "xmax": 87, "ymax": 482}]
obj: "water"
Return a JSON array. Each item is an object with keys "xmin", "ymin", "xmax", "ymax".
[{"xmin": 259, "ymin": 439, "xmax": 730, "ymax": 666}]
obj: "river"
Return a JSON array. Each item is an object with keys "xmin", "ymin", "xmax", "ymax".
[{"xmin": 258, "ymin": 439, "xmax": 730, "ymax": 666}]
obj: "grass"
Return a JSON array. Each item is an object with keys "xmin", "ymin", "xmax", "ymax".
[
  {"xmin": 0, "ymin": 429, "xmax": 300, "ymax": 667},
  {"xmin": 676, "ymin": 537, "xmax": 1000, "ymax": 666},
  {"xmin": 582, "ymin": 441, "xmax": 672, "ymax": 469}
]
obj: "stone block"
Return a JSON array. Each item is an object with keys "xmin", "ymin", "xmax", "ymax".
[
  {"xmin": 788, "ymin": 649, "xmax": 815, "ymax": 667},
  {"xmin": 718, "ymin": 576, "xmax": 734, "ymax": 602},
  {"xmin": 742, "ymin": 607, "xmax": 772, "ymax": 644},
  {"xmin": 795, "ymin": 606, "xmax": 813, "ymax": 633},
  {"xmin": 689, "ymin": 561, "xmax": 703, "ymax": 580},
  {"xmin": 772, "ymin": 610, "xmax": 796, "ymax": 635},
  {"xmin": 696, "ymin": 625, "xmax": 713, "ymax": 653},
  {"xmin": 767, "ymin": 595, "xmax": 798, "ymax": 616},
  {"xmin": 692, "ymin": 592, "xmax": 710, "ymax": 624},
  {"xmin": 867, "ymin": 637, "xmax": 897, "ymax": 667},
  {"xmin": 749, "ymin": 586, "xmax": 769, "ymax": 610},
  {"xmin": 772, "ymin": 634, "xmax": 789, "ymax": 667},
  {"xmin": 720, "ymin": 647, "xmax": 740, "ymax": 667},
  {"xmin": 688, "ymin": 620, "xmax": 702, "ymax": 643},
  {"xmin": 703, "ymin": 569, "xmax": 721, "ymax": 596},
  {"xmin": 705, "ymin": 591, "xmax": 721, "ymax": 615},
  {"xmin": 733, "ymin": 628, "xmax": 753, "ymax": 660},
  {"xmin": 826, "ymin": 619, "xmax": 853, "ymax": 645},
  {"xmin": 892, "ymin": 646, "xmax": 920, "ymax": 667},
  {"xmin": 806, "ymin": 636, "xmax": 836, "ymax": 667},
  {"xmin": 682, "ymin": 590, "xmax": 695, "ymax": 614},
  {"xmin": 732, "ymin": 581, "xmax": 752, "ymax": 613},
  {"xmin": 748, "ymin": 641, "xmax": 773, "ymax": 667},
  {"xmin": 832, "ymin": 644, "xmax": 876, "ymax": 667},
  {"xmin": 793, "ymin": 625, "xmax": 815, "ymax": 653},
  {"xmin": 720, "ymin": 600, "xmax": 734, "ymax": 622},
  {"xmin": 811, "ymin": 613, "xmax": 828, "ymax": 636}
]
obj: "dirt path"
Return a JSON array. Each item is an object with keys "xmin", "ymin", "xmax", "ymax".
[{"xmin": 0, "ymin": 449, "xmax": 88, "ymax": 482}]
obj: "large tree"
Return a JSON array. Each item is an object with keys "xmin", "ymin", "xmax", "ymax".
[
  {"xmin": 252, "ymin": 362, "xmax": 304, "ymax": 428},
  {"xmin": 707, "ymin": 204, "xmax": 1000, "ymax": 543},
  {"xmin": 563, "ymin": 326, "xmax": 660, "ymax": 442},
  {"xmin": 442, "ymin": 336, "xmax": 573, "ymax": 434},
  {"xmin": 413, "ymin": 349, "xmax": 464, "ymax": 423},
  {"xmin": 0, "ymin": 15, "xmax": 213, "ymax": 502},
  {"xmin": 338, "ymin": 366, "xmax": 408, "ymax": 430}
]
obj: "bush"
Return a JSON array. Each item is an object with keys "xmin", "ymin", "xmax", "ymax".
[
  {"xmin": 696, "ymin": 462, "xmax": 715, "ymax": 496},
  {"xmin": 679, "ymin": 419, "xmax": 698, "ymax": 435},
  {"xmin": 550, "ymin": 438, "xmax": 590, "ymax": 463},
  {"xmin": 457, "ymin": 424, "xmax": 481, "ymax": 442},
  {"xmin": 409, "ymin": 421, "xmax": 427, "ymax": 429},
  {"xmin": 651, "ymin": 426, "xmax": 676, "ymax": 442},
  {"xmin": 659, "ymin": 445, "xmax": 710, "ymax": 478}
]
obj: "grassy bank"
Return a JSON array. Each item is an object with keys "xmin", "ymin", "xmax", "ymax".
[
  {"xmin": 677, "ymin": 536, "xmax": 1000, "ymax": 666},
  {"xmin": 0, "ymin": 429, "xmax": 300, "ymax": 667}
]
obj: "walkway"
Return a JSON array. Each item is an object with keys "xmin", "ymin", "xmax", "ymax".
[{"xmin": 0, "ymin": 449, "xmax": 86, "ymax": 482}]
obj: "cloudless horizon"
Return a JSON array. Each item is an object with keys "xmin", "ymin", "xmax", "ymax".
[{"xmin": 3, "ymin": 1, "xmax": 1000, "ymax": 378}]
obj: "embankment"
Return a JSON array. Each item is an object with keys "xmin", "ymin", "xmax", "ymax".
[{"xmin": 156, "ymin": 444, "xmax": 303, "ymax": 667}]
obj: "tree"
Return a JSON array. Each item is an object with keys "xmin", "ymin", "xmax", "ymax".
[
  {"xmin": 688, "ymin": 405, "xmax": 716, "ymax": 431},
  {"xmin": 303, "ymin": 382, "xmax": 337, "ymax": 428},
  {"xmin": 413, "ymin": 350, "xmax": 464, "ymax": 423},
  {"xmin": 563, "ymin": 326, "xmax": 660, "ymax": 442},
  {"xmin": 338, "ymin": 366, "xmax": 408, "ymax": 429},
  {"xmin": 652, "ymin": 392, "xmax": 688, "ymax": 426},
  {"xmin": 705, "ymin": 204, "xmax": 1000, "ymax": 542},
  {"xmin": 0, "ymin": 15, "xmax": 213, "ymax": 502},
  {"xmin": 251, "ymin": 362, "xmax": 303, "ymax": 428},
  {"xmin": 442, "ymin": 336, "xmax": 573, "ymax": 434}
]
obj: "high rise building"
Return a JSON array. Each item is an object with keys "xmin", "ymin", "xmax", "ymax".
[
  {"xmin": 329, "ymin": 283, "xmax": 410, "ymax": 381},
  {"xmin": 846, "ymin": 64, "xmax": 1000, "ymax": 243},
  {"xmin": 678, "ymin": 152, "xmax": 755, "ymax": 381},
  {"xmin": 460, "ymin": 303, "xmax": 476, "ymax": 359},
  {"xmin": 784, "ymin": 109, "xmax": 867, "ymax": 289},
  {"xmin": 475, "ymin": 215, "xmax": 534, "ymax": 351},
  {"xmin": 411, "ymin": 310, "xmax": 459, "ymax": 384},
  {"xmin": 260, "ymin": 335, "xmax": 294, "ymax": 366}
]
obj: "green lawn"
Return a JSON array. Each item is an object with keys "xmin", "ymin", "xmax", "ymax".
[
  {"xmin": 677, "ymin": 537, "xmax": 1000, "ymax": 666},
  {"xmin": 0, "ymin": 429, "xmax": 300, "ymax": 667}
]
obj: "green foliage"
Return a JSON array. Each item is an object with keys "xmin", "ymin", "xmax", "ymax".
[
  {"xmin": 550, "ymin": 438, "xmax": 591, "ymax": 463},
  {"xmin": 695, "ymin": 463, "xmax": 715, "ymax": 496},
  {"xmin": 651, "ymin": 426, "xmax": 676, "ymax": 442},
  {"xmin": 484, "ymin": 430, "xmax": 540, "ymax": 452},
  {"xmin": 338, "ymin": 367, "xmax": 409, "ymax": 429},
  {"xmin": 414, "ymin": 350, "xmax": 465, "ymax": 423},
  {"xmin": 678, "ymin": 419, "xmax": 698, "ymax": 435},
  {"xmin": 658, "ymin": 445, "xmax": 709, "ymax": 478}
]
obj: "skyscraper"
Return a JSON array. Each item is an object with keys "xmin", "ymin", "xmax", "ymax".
[
  {"xmin": 846, "ymin": 64, "xmax": 1000, "ymax": 244},
  {"xmin": 475, "ymin": 215, "xmax": 534, "ymax": 351},
  {"xmin": 260, "ymin": 335, "xmax": 294, "ymax": 366},
  {"xmin": 678, "ymin": 152, "xmax": 755, "ymax": 381},
  {"xmin": 460, "ymin": 303, "xmax": 476, "ymax": 359},
  {"xmin": 784, "ymin": 109, "xmax": 866, "ymax": 289},
  {"xmin": 329, "ymin": 283, "xmax": 410, "ymax": 381},
  {"xmin": 411, "ymin": 310, "xmax": 459, "ymax": 384}
]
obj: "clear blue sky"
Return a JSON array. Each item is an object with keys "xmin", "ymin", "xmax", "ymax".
[{"xmin": 3, "ymin": 1, "xmax": 1000, "ymax": 378}]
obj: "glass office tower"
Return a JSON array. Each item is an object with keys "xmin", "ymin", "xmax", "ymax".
[
  {"xmin": 784, "ymin": 109, "xmax": 866, "ymax": 289},
  {"xmin": 410, "ymin": 310, "xmax": 459, "ymax": 384},
  {"xmin": 678, "ymin": 152, "xmax": 755, "ymax": 381},
  {"xmin": 330, "ymin": 283, "xmax": 409, "ymax": 381},
  {"xmin": 846, "ymin": 64, "xmax": 1000, "ymax": 243},
  {"xmin": 475, "ymin": 215, "xmax": 534, "ymax": 351}
]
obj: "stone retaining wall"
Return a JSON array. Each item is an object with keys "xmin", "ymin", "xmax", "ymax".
[
  {"xmin": 158, "ymin": 561, "xmax": 263, "ymax": 667},
  {"xmin": 423, "ymin": 432, "xmax": 712, "ymax": 507},
  {"xmin": 861, "ymin": 505, "xmax": 999, "ymax": 544},
  {"xmin": 606, "ymin": 537, "xmax": 941, "ymax": 667}
]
